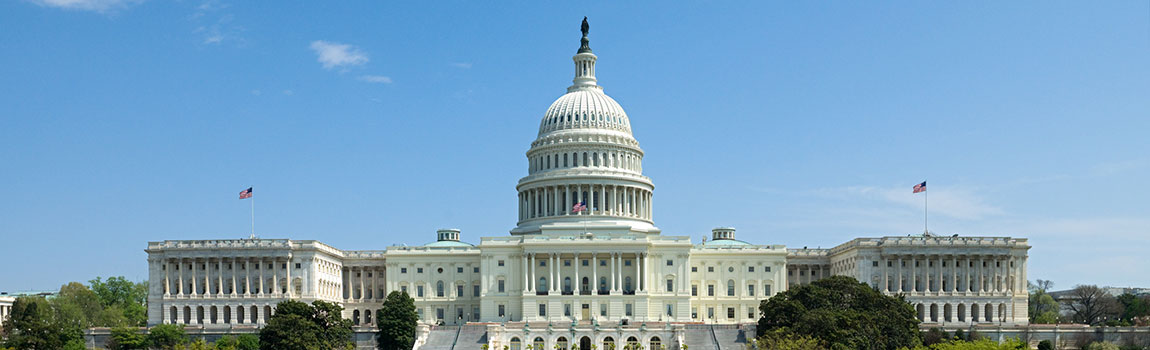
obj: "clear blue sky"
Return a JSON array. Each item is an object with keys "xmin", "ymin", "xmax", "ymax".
[{"xmin": 1, "ymin": 1, "xmax": 1147, "ymax": 292}]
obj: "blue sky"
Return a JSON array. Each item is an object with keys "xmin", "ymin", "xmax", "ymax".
[{"xmin": 1, "ymin": 1, "xmax": 1147, "ymax": 292}]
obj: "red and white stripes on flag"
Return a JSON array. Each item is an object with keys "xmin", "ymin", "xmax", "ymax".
[
  {"xmin": 572, "ymin": 202, "xmax": 586, "ymax": 213},
  {"xmin": 913, "ymin": 181, "xmax": 926, "ymax": 194},
  {"xmin": 239, "ymin": 187, "xmax": 253, "ymax": 199}
]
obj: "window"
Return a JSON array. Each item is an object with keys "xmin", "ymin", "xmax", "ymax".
[
  {"xmin": 474, "ymin": 267, "xmax": 480, "ymax": 273},
  {"xmin": 625, "ymin": 303, "xmax": 633, "ymax": 316},
  {"xmin": 417, "ymin": 268, "xmax": 424, "ymax": 274},
  {"xmin": 888, "ymin": 261, "xmax": 893, "ymax": 267},
  {"xmin": 511, "ymin": 338, "xmax": 521, "ymax": 350},
  {"xmin": 748, "ymin": 307, "xmax": 755, "ymax": 319},
  {"xmin": 295, "ymin": 263, "xmax": 301, "ymax": 269},
  {"xmin": 436, "ymin": 308, "xmax": 444, "ymax": 320},
  {"xmin": 474, "ymin": 285, "xmax": 481, "ymax": 297},
  {"xmin": 564, "ymin": 304, "xmax": 571, "ymax": 316},
  {"xmin": 707, "ymin": 307, "xmax": 714, "ymax": 319},
  {"xmin": 457, "ymin": 285, "xmax": 464, "ymax": 297},
  {"xmin": 498, "ymin": 280, "xmax": 505, "ymax": 293},
  {"xmin": 707, "ymin": 284, "xmax": 714, "ymax": 296},
  {"xmin": 728, "ymin": 267, "xmax": 735, "ymax": 273},
  {"xmin": 748, "ymin": 266, "xmax": 755, "ymax": 272},
  {"xmin": 691, "ymin": 285, "xmax": 698, "ymax": 296},
  {"xmin": 625, "ymin": 260, "xmax": 632, "ymax": 266},
  {"xmin": 401, "ymin": 268, "xmax": 408, "ymax": 274},
  {"xmin": 582, "ymin": 259, "xmax": 588, "ymax": 266},
  {"xmin": 600, "ymin": 260, "xmax": 607, "ymax": 266},
  {"xmin": 748, "ymin": 284, "xmax": 755, "ymax": 296},
  {"xmin": 692, "ymin": 308, "xmax": 698, "ymax": 319},
  {"xmin": 417, "ymin": 286, "xmax": 424, "ymax": 297},
  {"xmin": 666, "ymin": 304, "xmax": 673, "ymax": 316},
  {"xmin": 707, "ymin": 266, "xmax": 714, "ymax": 272},
  {"xmin": 436, "ymin": 281, "xmax": 445, "ymax": 297},
  {"xmin": 564, "ymin": 260, "xmax": 571, "ymax": 266},
  {"xmin": 534, "ymin": 338, "xmax": 545, "ymax": 350},
  {"xmin": 691, "ymin": 266, "xmax": 698, "ymax": 272},
  {"xmin": 457, "ymin": 267, "xmax": 464, "ymax": 273},
  {"xmin": 727, "ymin": 280, "xmax": 735, "ymax": 296},
  {"xmin": 666, "ymin": 279, "xmax": 674, "ymax": 292},
  {"xmin": 498, "ymin": 304, "xmax": 506, "ymax": 317},
  {"xmin": 540, "ymin": 260, "xmax": 546, "ymax": 266},
  {"xmin": 498, "ymin": 260, "xmax": 505, "ymax": 267},
  {"xmin": 872, "ymin": 261, "xmax": 879, "ymax": 267},
  {"xmin": 600, "ymin": 304, "xmax": 607, "ymax": 316},
  {"xmin": 539, "ymin": 304, "xmax": 546, "ymax": 316},
  {"xmin": 764, "ymin": 284, "xmax": 772, "ymax": 295},
  {"xmin": 401, "ymin": 286, "xmax": 408, "ymax": 294},
  {"xmin": 727, "ymin": 307, "xmax": 735, "ymax": 319},
  {"xmin": 765, "ymin": 266, "xmax": 771, "ymax": 272},
  {"xmin": 666, "ymin": 260, "xmax": 673, "ymax": 266}
]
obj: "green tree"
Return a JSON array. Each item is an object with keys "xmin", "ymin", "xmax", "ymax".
[
  {"xmin": 751, "ymin": 331, "xmax": 827, "ymax": 350},
  {"xmin": 215, "ymin": 335, "xmax": 240, "ymax": 350},
  {"xmin": 89, "ymin": 276, "xmax": 149, "ymax": 326},
  {"xmin": 236, "ymin": 334, "xmax": 260, "ymax": 350},
  {"xmin": 378, "ymin": 290, "xmax": 419, "ymax": 350},
  {"xmin": 923, "ymin": 328, "xmax": 950, "ymax": 347},
  {"xmin": 904, "ymin": 338, "xmax": 1027, "ymax": 350},
  {"xmin": 148, "ymin": 324, "xmax": 189, "ymax": 350},
  {"xmin": 1083, "ymin": 342, "xmax": 1120, "ymax": 350},
  {"xmin": 1037, "ymin": 340, "xmax": 1053, "ymax": 350},
  {"xmin": 1117, "ymin": 293, "xmax": 1150, "ymax": 321},
  {"xmin": 757, "ymin": 276, "xmax": 921, "ymax": 350},
  {"xmin": 0, "ymin": 295, "xmax": 81, "ymax": 350},
  {"xmin": 258, "ymin": 300, "xmax": 354, "ymax": 350},
  {"xmin": 108, "ymin": 326, "xmax": 148, "ymax": 350},
  {"xmin": 1065, "ymin": 285, "xmax": 1122, "ymax": 325}
]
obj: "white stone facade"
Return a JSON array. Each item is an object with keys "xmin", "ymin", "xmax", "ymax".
[
  {"xmin": 0, "ymin": 295, "xmax": 14, "ymax": 329},
  {"xmin": 143, "ymin": 21, "xmax": 1030, "ymax": 334}
]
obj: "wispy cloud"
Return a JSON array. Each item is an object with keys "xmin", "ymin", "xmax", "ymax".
[
  {"xmin": 310, "ymin": 40, "xmax": 369, "ymax": 70},
  {"xmin": 812, "ymin": 185, "xmax": 1003, "ymax": 220},
  {"xmin": 358, "ymin": 75, "xmax": 393, "ymax": 84},
  {"xmin": 29, "ymin": 0, "xmax": 140, "ymax": 13},
  {"xmin": 450, "ymin": 62, "xmax": 473, "ymax": 69}
]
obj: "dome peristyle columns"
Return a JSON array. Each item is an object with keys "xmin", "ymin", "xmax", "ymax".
[{"xmin": 517, "ymin": 183, "xmax": 652, "ymax": 223}]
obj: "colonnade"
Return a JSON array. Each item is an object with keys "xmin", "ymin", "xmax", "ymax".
[
  {"xmin": 0, "ymin": 303, "xmax": 11, "ymax": 324},
  {"xmin": 519, "ymin": 184, "xmax": 652, "ymax": 221},
  {"xmin": 528, "ymin": 149, "xmax": 642, "ymax": 175},
  {"xmin": 521, "ymin": 252, "xmax": 658, "ymax": 295},
  {"xmin": 342, "ymin": 266, "xmax": 386, "ymax": 301},
  {"xmin": 162, "ymin": 257, "xmax": 295, "ymax": 298},
  {"xmin": 163, "ymin": 303, "xmax": 275, "ymax": 325},
  {"xmin": 879, "ymin": 254, "xmax": 1025, "ymax": 294},
  {"xmin": 911, "ymin": 301, "xmax": 1011, "ymax": 324},
  {"xmin": 786, "ymin": 264, "xmax": 830, "ymax": 286}
]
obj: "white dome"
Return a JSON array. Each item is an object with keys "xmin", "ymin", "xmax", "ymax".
[{"xmin": 538, "ymin": 89, "xmax": 632, "ymax": 136}]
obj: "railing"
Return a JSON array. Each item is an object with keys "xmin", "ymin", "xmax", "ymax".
[
  {"xmin": 537, "ymin": 291, "xmax": 549, "ymax": 296},
  {"xmin": 597, "ymin": 290, "xmax": 610, "ymax": 295}
]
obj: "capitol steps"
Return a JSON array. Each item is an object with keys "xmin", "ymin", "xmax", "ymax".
[{"xmin": 420, "ymin": 326, "xmax": 461, "ymax": 350}]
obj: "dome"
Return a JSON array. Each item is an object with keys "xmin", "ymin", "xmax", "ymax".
[
  {"xmin": 701, "ymin": 239, "xmax": 753, "ymax": 247},
  {"xmin": 423, "ymin": 240, "xmax": 475, "ymax": 248},
  {"xmin": 538, "ymin": 89, "xmax": 632, "ymax": 136}
]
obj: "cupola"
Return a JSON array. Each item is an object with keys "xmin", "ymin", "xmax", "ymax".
[{"xmin": 712, "ymin": 227, "xmax": 736, "ymax": 241}]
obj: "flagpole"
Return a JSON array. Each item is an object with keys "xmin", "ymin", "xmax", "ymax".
[
  {"xmin": 250, "ymin": 190, "xmax": 255, "ymax": 239},
  {"xmin": 924, "ymin": 181, "xmax": 928, "ymax": 234}
]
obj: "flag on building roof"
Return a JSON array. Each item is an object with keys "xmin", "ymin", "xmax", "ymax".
[
  {"xmin": 913, "ymin": 181, "xmax": 926, "ymax": 193},
  {"xmin": 239, "ymin": 187, "xmax": 253, "ymax": 199},
  {"xmin": 572, "ymin": 201, "xmax": 586, "ymax": 213}
]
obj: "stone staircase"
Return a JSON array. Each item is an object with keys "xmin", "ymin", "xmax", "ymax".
[
  {"xmin": 454, "ymin": 325, "xmax": 488, "ymax": 350},
  {"xmin": 684, "ymin": 325, "xmax": 719, "ymax": 350},
  {"xmin": 420, "ymin": 326, "xmax": 460, "ymax": 350}
]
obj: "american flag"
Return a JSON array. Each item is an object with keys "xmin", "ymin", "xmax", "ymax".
[
  {"xmin": 572, "ymin": 201, "xmax": 587, "ymax": 213},
  {"xmin": 913, "ymin": 181, "xmax": 926, "ymax": 193},
  {"xmin": 239, "ymin": 187, "xmax": 253, "ymax": 199}
]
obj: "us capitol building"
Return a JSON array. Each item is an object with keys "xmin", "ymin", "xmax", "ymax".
[{"xmin": 145, "ymin": 19, "xmax": 1031, "ymax": 350}]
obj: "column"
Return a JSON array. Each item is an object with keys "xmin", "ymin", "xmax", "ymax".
[
  {"xmin": 610, "ymin": 253, "xmax": 616, "ymax": 292},
  {"xmin": 896, "ymin": 256, "xmax": 903, "ymax": 292},
  {"xmin": 549, "ymin": 253, "xmax": 555, "ymax": 292},
  {"xmin": 191, "ymin": 259, "xmax": 199, "ymax": 296},
  {"xmin": 244, "ymin": 259, "xmax": 251, "ymax": 295},
  {"xmin": 910, "ymin": 255, "xmax": 917, "ymax": 293},
  {"xmin": 881, "ymin": 256, "xmax": 888, "ymax": 292},
  {"xmin": 163, "ymin": 260, "xmax": 171, "ymax": 296},
  {"xmin": 178, "ymin": 259, "xmax": 185, "ymax": 296},
  {"xmin": 217, "ymin": 259, "xmax": 224, "ymax": 296},
  {"xmin": 936, "ymin": 255, "xmax": 942, "ymax": 293},
  {"xmin": 592, "ymin": 253, "xmax": 598, "ymax": 293},
  {"xmin": 258, "ymin": 259, "xmax": 265, "ymax": 295},
  {"xmin": 574, "ymin": 253, "xmax": 580, "ymax": 293},
  {"xmin": 522, "ymin": 254, "xmax": 529, "ymax": 292},
  {"xmin": 230, "ymin": 259, "xmax": 238, "ymax": 296},
  {"xmin": 634, "ymin": 253, "xmax": 640, "ymax": 292},
  {"xmin": 951, "ymin": 256, "xmax": 958, "ymax": 293}
]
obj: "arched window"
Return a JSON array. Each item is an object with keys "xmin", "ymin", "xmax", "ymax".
[
  {"xmin": 510, "ymin": 338, "xmax": 521, "ymax": 350},
  {"xmin": 563, "ymin": 277, "xmax": 572, "ymax": 293},
  {"xmin": 626, "ymin": 337, "xmax": 639, "ymax": 350},
  {"xmin": 625, "ymin": 276, "xmax": 633, "ymax": 292},
  {"xmin": 649, "ymin": 337, "xmax": 661, "ymax": 350},
  {"xmin": 603, "ymin": 337, "xmax": 615, "ymax": 350},
  {"xmin": 353, "ymin": 310, "xmax": 361, "ymax": 325},
  {"xmin": 573, "ymin": 153, "xmax": 579, "ymax": 166},
  {"xmin": 437, "ymin": 281, "xmax": 445, "ymax": 297},
  {"xmin": 564, "ymin": 154, "xmax": 569, "ymax": 167},
  {"xmin": 534, "ymin": 337, "xmax": 545, "ymax": 350},
  {"xmin": 365, "ymin": 309, "xmax": 372, "ymax": 324},
  {"xmin": 583, "ymin": 153, "xmax": 589, "ymax": 166},
  {"xmin": 538, "ymin": 277, "xmax": 548, "ymax": 292},
  {"xmin": 727, "ymin": 280, "xmax": 735, "ymax": 296},
  {"xmin": 582, "ymin": 277, "xmax": 590, "ymax": 292},
  {"xmin": 557, "ymin": 337, "xmax": 569, "ymax": 350}
]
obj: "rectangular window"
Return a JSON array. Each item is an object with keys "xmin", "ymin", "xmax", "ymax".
[
  {"xmin": 765, "ymin": 285, "xmax": 772, "ymax": 295},
  {"xmin": 498, "ymin": 260, "xmax": 505, "ymax": 267},
  {"xmin": 457, "ymin": 267, "xmax": 464, "ymax": 273},
  {"xmin": 692, "ymin": 309, "xmax": 698, "ymax": 319},
  {"xmin": 707, "ymin": 307, "xmax": 714, "ymax": 319},
  {"xmin": 295, "ymin": 263, "xmax": 300, "ymax": 269},
  {"xmin": 498, "ymin": 280, "xmax": 505, "ymax": 293},
  {"xmin": 888, "ymin": 261, "xmax": 893, "ymax": 267},
  {"xmin": 600, "ymin": 304, "xmax": 607, "ymax": 317},
  {"xmin": 691, "ymin": 285, "xmax": 698, "ymax": 296},
  {"xmin": 728, "ymin": 283, "xmax": 735, "ymax": 296},
  {"xmin": 582, "ymin": 260, "xmax": 589, "ymax": 266},
  {"xmin": 707, "ymin": 266, "xmax": 714, "ymax": 272},
  {"xmin": 873, "ymin": 261, "xmax": 879, "ymax": 267},
  {"xmin": 436, "ymin": 308, "xmax": 444, "ymax": 320},
  {"xmin": 564, "ymin": 304, "xmax": 571, "ymax": 316},
  {"xmin": 666, "ymin": 304, "xmax": 673, "ymax": 316},
  {"xmin": 473, "ymin": 307, "xmax": 480, "ymax": 321},
  {"xmin": 474, "ymin": 267, "xmax": 480, "ymax": 273},
  {"xmin": 765, "ymin": 266, "xmax": 771, "ymax": 272},
  {"xmin": 539, "ymin": 304, "xmax": 546, "ymax": 317},
  {"xmin": 691, "ymin": 266, "xmax": 698, "ymax": 272},
  {"xmin": 666, "ymin": 260, "xmax": 673, "ymax": 266},
  {"xmin": 474, "ymin": 285, "xmax": 481, "ymax": 296},
  {"xmin": 417, "ymin": 286, "xmax": 424, "ymax": 297},
  {"xmin": 600, "ymin": 260, "xmax": 606, "ymax": 266},
  {"xmin": 401, "ymin": 268, "xmax": 408, "ymax": 274},
  {"xmin": 401, "ymin": 286, "xmax": 408, "ymax": 294},
  {"xmin": 540, "ymin": 260, "xmax": 546, "ymax": 266},
  {"xmin": 748, "ymin": 284, "xmax": 755, "ymax": 296},
  {"xmin": 666, "ymin": 279, "xmax": 673, "ymax": 292},
  {"xmin": 748, "ymin": 266, "xmax": 755, "ymax": 272},
  {"xmin": 417, "ymin": 268, "xmax": 424, "ymax": 273},
  {"xmin": 625, "ymin": 260, "xmax": 632, "ymax": 266},
  {"xmin": 564, "ymin": 260, "xmax": 571, "ymax": 266},
  {"xmin": 499, "ymin": 304, "xmax": 506, "ymax": 317},
  {"xmin": 727, "ymin": 307, "xmax": 735, "ymax": 319},
  {"xmin": 708, "ymin": 285, "xmax": 714, "ymax": 296},
  {"xmin": 748, "ymin": 307, "xmax": 755, "ymax": 319},
  {"xmin": 457, "ymin": 285, "xmax": 464, "ymax": 297},
  {"xmin": 625, "ymin": 303, "xmax": 633, "ymax": 316}
]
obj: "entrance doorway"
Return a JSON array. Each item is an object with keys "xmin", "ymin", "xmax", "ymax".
[
  {"xmin": 580, "ymin": 336, "xmax": 592, "ymax": 350},
  {"xmin": 581, "ymin": 304, "xmax": 590, "ymax": 320}
]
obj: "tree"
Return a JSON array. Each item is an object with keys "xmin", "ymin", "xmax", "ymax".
[
  {"xmin": 89, "ymin": 276, "xmax": 149, "ymax": 326},
  {"xmin": 1029, "ymin": 292, "xmax": 1060, "ymax": 324},
  {"xmin": 923, "ymin": 328, "xmax": 950, "ymax": 347},
  {"xmin": 258, "ymin": 300, "xmax": 353, "ymax": 350},
  {"xmin": 0, "ymin": 295, "xmax": 80, "ymax": 350},
  {"xmin": 903, "ymin": 339, "xmax": 1028, "ymax": 350},
  {"xmin": 235, "ymin": 334, "xmax": 260, "ymax": 350},
  {"xmin": 108, "ymin": 326, "xmax": 148, "ymax": 350},
  {"xmin": 1117, "ymin": 293, "xmax": 1150, "ymax": 322},
  {"xmin": 148, "ymin": 324, "xmax": 188, "ymax": 350},
  {"xmin": 757, "ymin": 276, "xmax": 921, "ymax": 350},
  {"xmin": 378, "ymin": 290, "xmax": 419, "ymax": 350},
  {"xmin": 1065, "ymin": 285, "xmax": 1121, "ymax": 325},
  {"xmin": 1083, "ymin": 342, "xmax": 1120, "ymax": 350},
  {"xmin": 1037, "ymin": 340, "xmax": 1053, "ymax": 350},
  {"xmin": 751, "ymin": 331, "xmax": 826, "ymax": 350}
]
